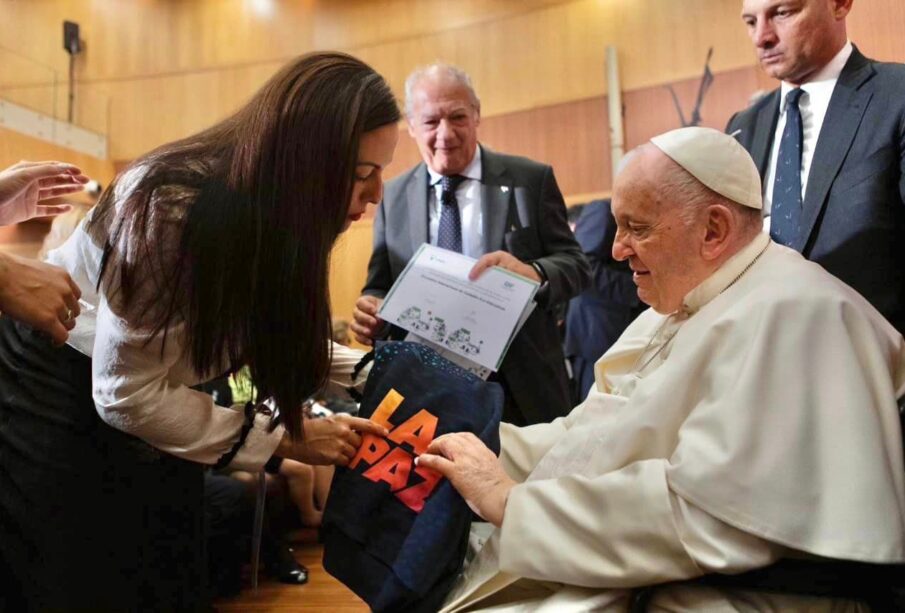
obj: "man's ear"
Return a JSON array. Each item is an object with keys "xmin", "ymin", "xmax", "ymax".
[
  {"xmin": 407, "ymin": 118, "xmax": 417, "ymax": 138},
  {"xmin": 833, "ymin": 0, "xmax": 854, "ymax": 20},
  {"xmin": 701, "ymin": 204, "xmax": 734, "ymax": 261}
]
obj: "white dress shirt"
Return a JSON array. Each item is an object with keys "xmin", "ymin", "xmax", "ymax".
[
  {"xmin": 47, "ymin": 168, "xmax": 365, "ymax": 471},
  {"xmin": 762, "ymin": 42, "xmax": 852, "ymax": 231},
  {"xmin": 427, "ymin": 145, "xmax": 484, "ymax": 259}
]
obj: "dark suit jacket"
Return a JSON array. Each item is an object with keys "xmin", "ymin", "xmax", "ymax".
[
  {"xmin": 362, "ymin": 146, "xmax": 590, "ymax": 424},
  {"xmin": 563, "ymin": 200, "xmax": 645, "ymax": 398},
  {"xmin": 727, "ymin": 47, "xmax": 905, "ymax": 334}
]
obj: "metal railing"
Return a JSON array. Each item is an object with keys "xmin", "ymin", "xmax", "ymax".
[{"xmin": 0, "ymin": 44, "xmax": 109, "ymax": 137}]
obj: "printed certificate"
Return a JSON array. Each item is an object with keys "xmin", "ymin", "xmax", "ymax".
[{"xmin": 379, "ymin": 244, "xmax": 539, "ymax": 372}]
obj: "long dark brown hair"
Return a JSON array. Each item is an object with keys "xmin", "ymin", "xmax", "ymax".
[{"xmin": 88, "ymin": 52, "xmax": 400, "ymax": 438}]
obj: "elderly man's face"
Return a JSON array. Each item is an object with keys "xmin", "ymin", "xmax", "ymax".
[
  {"xmin": 741, "ymin": 0, "xmax": 850, "ymax": 85},
  {"xmin": 611, "ymin": 150, "xmax": 708, "ymax": 314},
  {"xmin": 407, "ymin": 77, "xmax": 480, "ymax": 176}
]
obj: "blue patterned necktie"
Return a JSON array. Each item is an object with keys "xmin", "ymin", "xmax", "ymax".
[
  {"xmin": 770, "ymin": 88, "xmax": 805, "ymax": 247},
  {"xmin": 436, "ymin": 174, "xmax": 467, "ymax": 253}
]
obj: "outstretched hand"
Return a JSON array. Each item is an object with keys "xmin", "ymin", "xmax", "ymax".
[{"xmin": 0, "ymin": 161, "xmax": 90, "ymax": 226}]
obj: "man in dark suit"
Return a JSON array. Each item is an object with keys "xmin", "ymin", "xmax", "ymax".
[
  {"xmin": 351, "ymin": 63, "xmax": 589, "ymax": 426},
  {"xmin": 728, "ymin": 0, "xmax": 905, "ymax": 333},
  {"xmin": 563, "ymin": 199, "xmax": 645, "ymax": 402}
]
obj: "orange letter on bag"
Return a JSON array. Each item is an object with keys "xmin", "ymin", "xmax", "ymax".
[
  {"xmin": 349, "ymin": 434, "xmax": 391, "ymax": 470},
  {"xmin": 395, "ymin": 466, "xmax": 443, "ymax": 513},
  {"xmin": 387, "ymin": 409, "xmax": 438, "ymax": 456},
  {"xmin": 362, "ymin": 447, "xmax": 414, "ymax": 492},
  {"xmin": 370, "ymin": 388, "xmax": 405, "ymax": 430}
]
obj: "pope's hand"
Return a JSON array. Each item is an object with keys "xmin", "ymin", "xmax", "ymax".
[
  {"xmin": 468, "ymin": 251, "xmax": 540, "ymax": 283},
  {"xmin": 351, "ymin": 295, "xmax": 385, "ymax": 345},
  {"xmin": 279, "ymin": 414, "xmax": 389, "ymax": 466},
  {"xmin": 0, "ymin": 161, "xmax": 89, "ymax": 226},
  {"xmin": 417, "ymin": 432, "xmax": 516, "ymax": 527}
]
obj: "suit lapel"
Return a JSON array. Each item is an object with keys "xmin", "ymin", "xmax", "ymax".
[
  {"xmin": 480, "ymin": 147, "xmax": 513, "ymax": 253},
  {"xmin": 795, "ymin": 48, "xmax": 875, "ymax": 252},
  {"xmin": 406, "ymin": 164, "xmax": 430, "ymax": 253},
  {"xmin": 750, "ymin": 91, "xmax": 780, "ymax": 177}
]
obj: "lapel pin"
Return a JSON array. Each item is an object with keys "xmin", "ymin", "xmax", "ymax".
[{"xmin": 500, "ymin": 186, "xmax": 509, "ymax": 193}]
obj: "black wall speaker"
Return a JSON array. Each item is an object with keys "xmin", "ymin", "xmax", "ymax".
[{"xmin": 63, "ymin": 21, "xmax": 81, "ymax": 55}]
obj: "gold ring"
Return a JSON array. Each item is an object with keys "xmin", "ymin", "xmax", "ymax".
[{"xmin": 64, "ymin": 308, "xmax": 73, "ymax": 323}]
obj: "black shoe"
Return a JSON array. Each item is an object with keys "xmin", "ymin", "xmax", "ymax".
[{"xmin": 269, "ymin": 545, "xmax": 309, "ymax": 585}]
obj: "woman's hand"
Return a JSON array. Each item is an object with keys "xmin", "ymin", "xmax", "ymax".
[{"xmin": 279, "ymin": 414, "xmax": 388, "ymax": 466}]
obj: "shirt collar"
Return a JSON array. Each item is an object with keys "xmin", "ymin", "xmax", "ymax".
[
  {"xmin": 427, "ymin": 144, "xmax": 482, "ymax": 186},
  {"xmin": 681, "ymin": 232, "xmax": 771, "ymax": 316},
  {"xmin": 779, "ymin": 41, "xmax": 852, "ymax": 106}
]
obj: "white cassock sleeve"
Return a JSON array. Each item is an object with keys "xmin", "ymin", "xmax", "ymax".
[
  {"xmin": 498, "ymin": 395, "xmax": 605, "ymax": 482},
  {"xmin": 498, "ymin": 458, "xmax": 785, "ymax": 588},
  {"xmin": 498, "ymin": 420, "xmax": 568, "ymax": 482}
]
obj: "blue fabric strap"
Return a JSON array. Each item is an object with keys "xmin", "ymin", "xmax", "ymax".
[{"xmin": 770, "ymin": 88, "xmax": 805, "ymax": 247}]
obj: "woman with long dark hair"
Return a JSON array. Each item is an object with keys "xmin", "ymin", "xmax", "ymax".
[{"xmin": 0, "ymin": 51, "xmax": 399, "ymax": 611}]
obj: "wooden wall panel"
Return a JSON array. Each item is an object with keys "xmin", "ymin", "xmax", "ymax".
[
  {"xmin": 0, "ymin": 0, "xmax": 566, "ymax": 141},
  {"xmin": 381, "ymin": 125, "xmax": 421, "ymax": 184},
  {"xmin": 104, "ymin": 62, "xmax": 277, "ymax": 161},
  {"xmin": 848, "ymin": 1, "xmax": 905, "ymax": 63},
  {"xmin": 622, "ymin": 66, "xmax": 770, "ymax": 152},
  {"xmin": 0, "ymin": 127, "xmax": 114, "ymax": 257},
  {"xmin": 1, "ymin": 0, "xmax": 567, "ymax": 83},
  {"xmin": 4, "ymin": 0, "xmax": 901, "ymax": 160},
  {"xmin": 336, "ymin": 64, "xmax": 772, "ymax": 320},
  {"xmin": 378, "ymin": 65, "xmax": 770, "ymax": 201},
  {"xmin": 329, "ymin": 219, "xmax": 375, "ymax": 324},
  {"xmin": 0, "ymin": 220, "xmax": 52, "ymax": 258},
  {"xmin": 3, "ymin": 0, "xmax": 901, "ymax": 320},
  {"xmin": 0, "ymin": 126, "xmax": 115, "ymax": 187},
  {"xmin": 474, "ymin": 96, "xmax": 611, "ymax": 198}
]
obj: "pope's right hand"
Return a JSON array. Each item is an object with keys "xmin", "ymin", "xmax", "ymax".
[{"xmin": 351, "ymin": 295, "xmax": 385, "ymax": 345}]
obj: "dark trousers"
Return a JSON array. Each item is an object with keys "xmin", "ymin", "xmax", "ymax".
[
  {"xmin": 205, "ymin": 474, "xmax": 252, "ymax": 598},
  {"xmin": 0, "ymin": 317, "xmax": 206, "ymax": 612},
  {"xmin": 569, "ymin": 355, "xmax": 597, "ymax": 404}
]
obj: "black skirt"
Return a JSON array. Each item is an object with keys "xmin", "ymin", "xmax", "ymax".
[{"xmin": 0, "ymin": 317, "xmax": 207, "ymax": 612}]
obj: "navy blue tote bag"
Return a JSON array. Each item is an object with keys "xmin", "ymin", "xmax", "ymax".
[{"xmin": 322, "ymin": 342, "xmax": 503, "ymax": 612}]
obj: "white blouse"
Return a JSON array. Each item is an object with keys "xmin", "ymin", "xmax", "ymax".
[{"xmin": 47, "ymin": 172, "xmax": 365, "ymax": 471}]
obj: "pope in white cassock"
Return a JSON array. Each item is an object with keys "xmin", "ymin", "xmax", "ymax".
[{"xmin": 416, "ymin": 127, "xmax": 905, "ymax": 612}]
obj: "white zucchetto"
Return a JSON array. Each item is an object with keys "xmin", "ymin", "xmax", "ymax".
[{"xmin": 650, "ymin": 127, "xmax": 763, "ymax": 210}]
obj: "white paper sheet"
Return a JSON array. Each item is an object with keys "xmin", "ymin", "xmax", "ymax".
[{"xmin": 379, "ymin": 244, "xmax": 539, "ymax": 372}]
